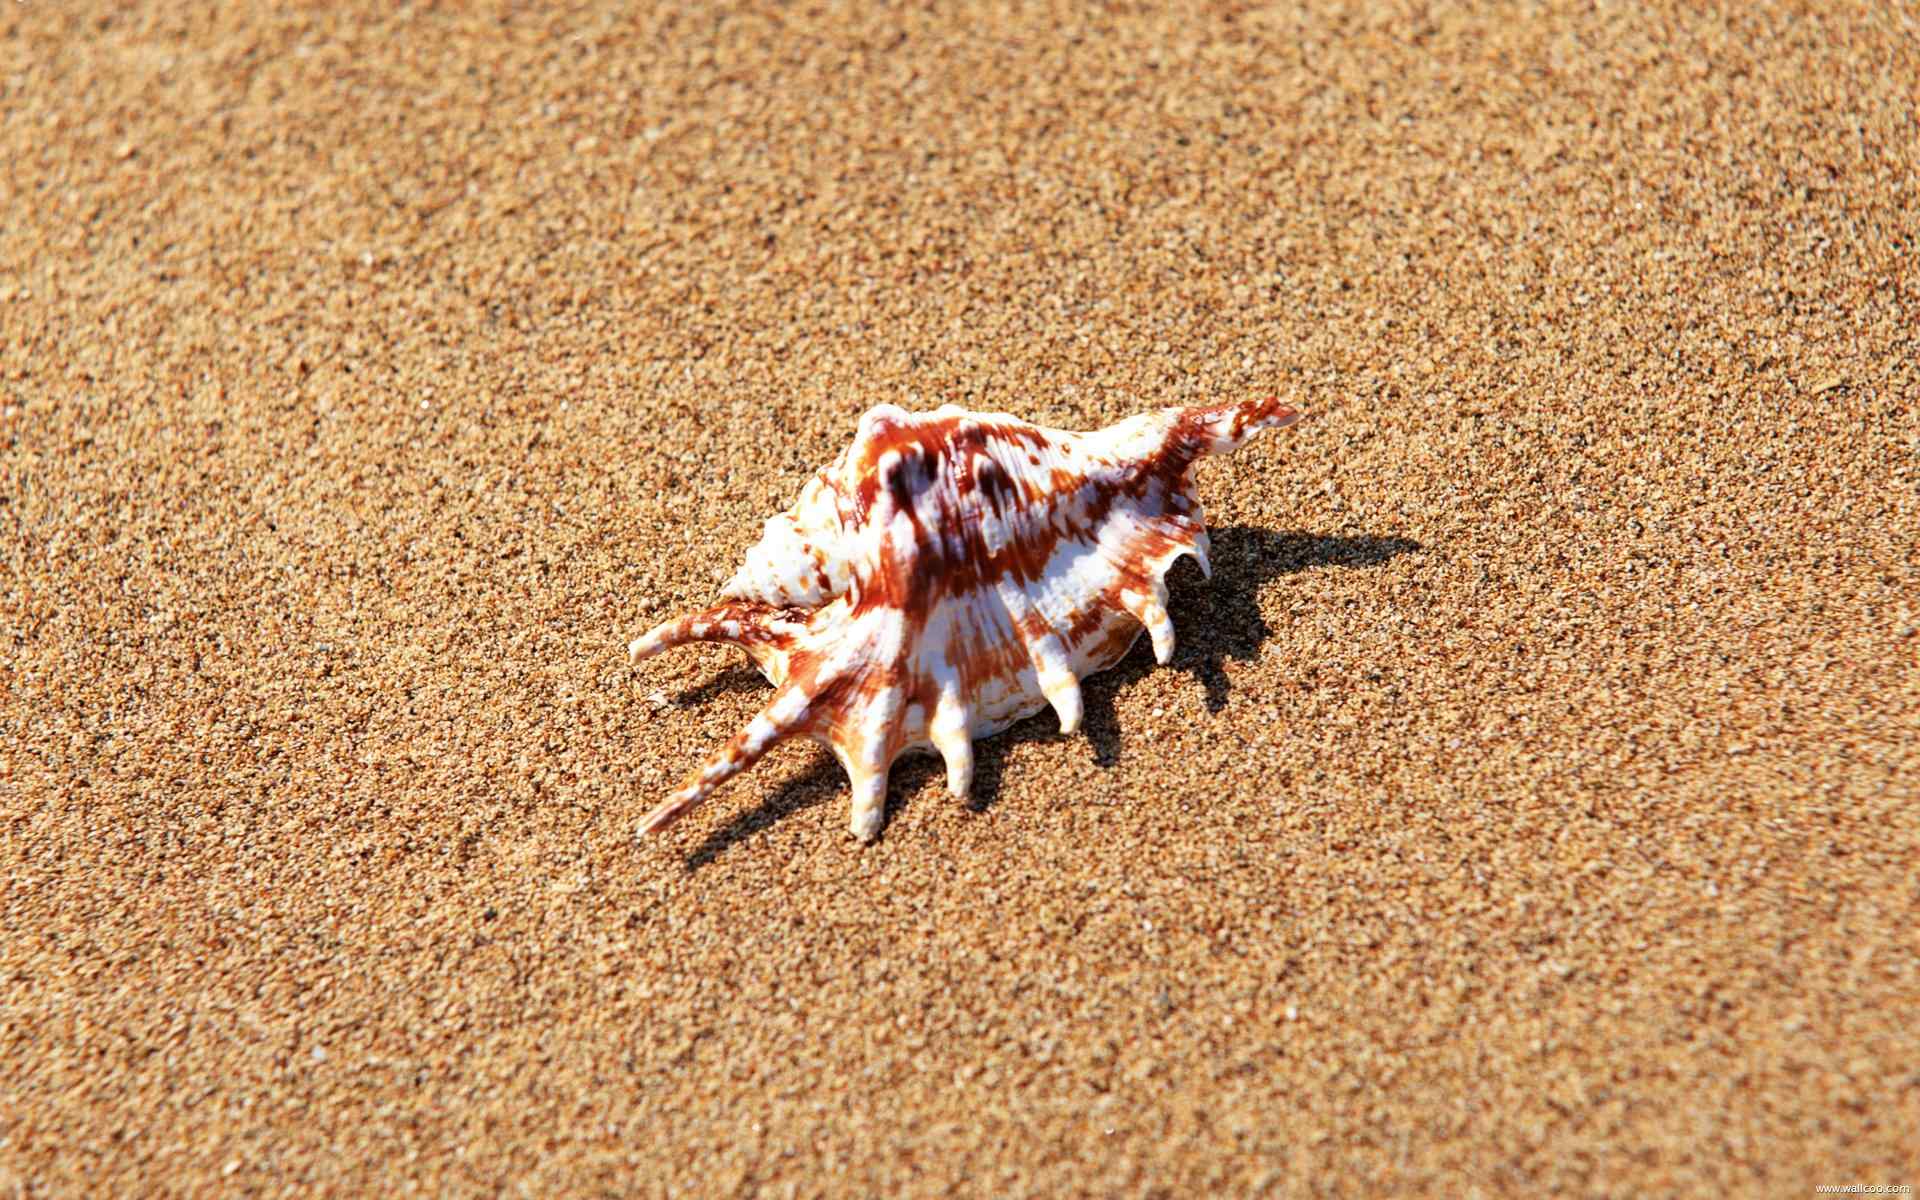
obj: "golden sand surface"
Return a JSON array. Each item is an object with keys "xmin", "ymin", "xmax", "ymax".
[{"xmin": 4, "ymin": 1, "xmax": 1917, "ymax": 1194}]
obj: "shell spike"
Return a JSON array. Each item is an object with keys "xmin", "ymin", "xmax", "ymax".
[
  {"xmin": 1082, "ymin": 396, "xmax": 1301, "ymax": 479},
  {"xmin": 627, "ymin": 601, "xmax": 793, "ymax": 665},
  {"xmin": 1190, "ymin": 529, "xmax": 1213, "ymax": 579},
  {"xmin": 1170, "ymin": 395, "xmax": 1303, "ymax": 457},
  {"xmin": 994, "ymin": 580, "xmax": 1084, "ymax": 734},
  {"xmin": 637, "ymin": 682, "xmax": 814, "ymax": 835},
  {"xmin": 929, "ymin": 687, "xmax": 975, "ymax": 798},
  {"xmin": 837, "ymin": 683, "xmax": 904, "ymax": 840},
  {"xmin": 1045, "ymin": 673, "xmax": 1084, "ymax": 735},
  {"xmin": 1119, "ymin": 586, "xmax": 1178, "ymax": 665},
  {"xmin": 846, "ymin": 762, "xmax": 891, "ymax": 842}
]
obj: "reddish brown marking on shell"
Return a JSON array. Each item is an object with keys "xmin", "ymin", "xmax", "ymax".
[
  {"xmin": 843, "ymin": 405, "xmax": 1265, "ymax": 622},
  {"xmin": 1084, "ymin": 612, "xmax": 1145, "ymax": 668},
  {"xmin": 1065, "ymin": 595, "xmax": 1118, "ymax": 645},
  {"xmin": 1014, "ymin": 609, "xmax": 1054, "ymax": 645}
]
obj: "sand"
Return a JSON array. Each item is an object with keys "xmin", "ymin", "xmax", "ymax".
[{"xmin": 3, "ymin": 1, "xmax": 1916, "ymax": 1194}]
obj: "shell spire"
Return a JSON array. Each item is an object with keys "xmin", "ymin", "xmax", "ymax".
[{"xmin": 628, "ymin": 396, "xmax": 1302, "ymax": 841}]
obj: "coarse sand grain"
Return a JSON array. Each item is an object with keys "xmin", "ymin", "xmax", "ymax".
[{"xmin": 3, "ymin": 1, "xmax": 1917, "ymax": 1195}]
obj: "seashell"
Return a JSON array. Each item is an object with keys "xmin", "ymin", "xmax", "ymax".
[{"xmin": 628, "ymin": 396, "xmax": 1302, "ymax": 841}]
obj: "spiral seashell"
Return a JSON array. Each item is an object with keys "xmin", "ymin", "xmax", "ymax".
[{"xmin": 628, "ymin": 396, "xmax": 1303, "ymax": 841}]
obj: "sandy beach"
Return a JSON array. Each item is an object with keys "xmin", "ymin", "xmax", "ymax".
[{"xmin": 3, "ymin": 1, "xmax": 1916, "ymax": 1193}]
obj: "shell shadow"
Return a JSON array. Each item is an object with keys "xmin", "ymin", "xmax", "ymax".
[
  {"xmin": 681, "ymin": 526, "xmax": 1420, "ymax": 868},
  {"xmin": 670, "ymin": 665, "xmax": 766, "ymax": 707}
]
